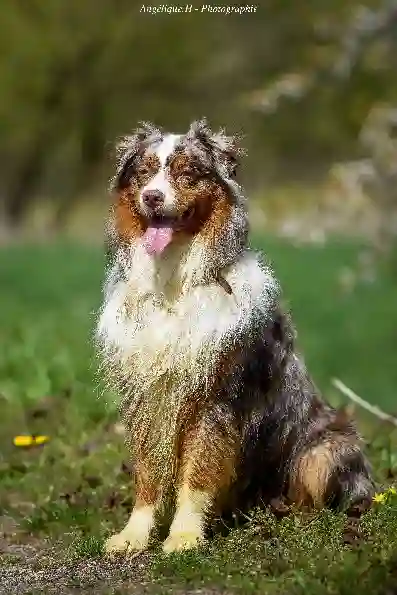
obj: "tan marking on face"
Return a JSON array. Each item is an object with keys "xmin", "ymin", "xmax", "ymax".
[
  {"xmin": 167, "ymin": 153, "xmax": 232, "ymax": 240},
  {"xmin": 134, "ymin": 152, "xmax": 161, "ymax": 188},
  {"xmin": 113, "ymin": 189, "xmax": 145, "ymax": 246},
  {"xmin": 113, "ymin": 152, "xmax": 161, "ymax": 244},
  {"xmin": 199, "ymin": 192, "xmax": 232, "ymax": 244}
]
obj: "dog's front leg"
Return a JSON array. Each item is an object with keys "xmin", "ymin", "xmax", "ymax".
[
  {"xmin": 163, "ymin": 409, "xmax": 239, "ymax": 553},
  {"xmin": 105, "ymin": 459, "xmax": 158, "ymax": 555}
]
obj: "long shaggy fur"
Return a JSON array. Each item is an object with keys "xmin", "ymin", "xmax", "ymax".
[
  {"xmin": 96, "ymin": 119, "xmax": 375, "ymax": 554},
  {"xmin": 110, "ymin": 121, "xmax": 163, "ymax": 192}
]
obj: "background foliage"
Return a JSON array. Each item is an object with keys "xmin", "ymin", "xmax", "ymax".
[{"xmin": 1, "ymin": 0, "xmax": 397, "ymax": 234}]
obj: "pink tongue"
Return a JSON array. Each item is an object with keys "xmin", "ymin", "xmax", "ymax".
[{"xmin": 142, "ymin": 226, "xmax": 174, "ymax": 255}]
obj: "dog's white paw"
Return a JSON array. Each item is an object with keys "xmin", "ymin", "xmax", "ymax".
[
  {"xmin": 163, "ymin": 529, "xmax": 204, "ymax": 553},
  {"xmin": 104, "ymin": 530, "xmax": 149, "ymax": 556},
  {"xmin": 105, "ymin": 505, "xmax": 155, "ymax": 556}
]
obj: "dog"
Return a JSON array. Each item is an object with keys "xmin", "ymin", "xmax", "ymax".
[{"xmin": 96, "ymin": 119, "xmax": 375, "ymax": 555}]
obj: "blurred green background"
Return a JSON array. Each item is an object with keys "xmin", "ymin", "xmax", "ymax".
[{"xmin": 0, "ymin": 1, "xmax": 396, "ymax": 413}]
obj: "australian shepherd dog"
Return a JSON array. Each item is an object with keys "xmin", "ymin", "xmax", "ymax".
[{"xmin": 96, "ymin": 119, "xmax": 375, "ymax": 555}]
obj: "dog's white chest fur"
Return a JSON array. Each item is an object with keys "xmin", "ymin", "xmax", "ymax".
[{"xmin": 96, "ymin": 244, "xmax": 278, "ymax": 393}]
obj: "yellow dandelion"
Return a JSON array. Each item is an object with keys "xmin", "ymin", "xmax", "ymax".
[
  {"xmin": 13, "ymin": 435, "xmax": 50, "ymax": 447},
  {"xmin": 372, "ymin": 492, "xmax": 387, "ymax": 504},
  {"xmin": 388, "ymin": 486, "xmax": 397, "ymax": 495}
]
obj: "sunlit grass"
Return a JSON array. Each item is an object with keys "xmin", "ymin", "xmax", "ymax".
[{"xmin": 0, "ymin": 238, "xmax": 396, "ymax": 594}]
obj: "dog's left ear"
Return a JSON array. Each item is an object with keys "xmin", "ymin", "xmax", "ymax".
[
  {"xmin": 187, "ymin": 119, "xmax": 245, "ymax": 179},
  {"xmin": 221, "ymin": 148, "xmax": 239, "ymax": 178},
  {"xmin": 210, "ymin": 128, "xmax": 246, "ymax": 179}
]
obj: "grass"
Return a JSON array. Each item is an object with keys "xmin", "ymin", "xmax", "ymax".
[{"xmin": 0, "ymin": 237, "xmax": 397, "ymax": 594}]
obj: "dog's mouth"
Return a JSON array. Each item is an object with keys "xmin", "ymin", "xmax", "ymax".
[
  {"xmin": 148, "ymin": 205, "xmax": 195, "ymax": 230},
  {"xmin": 142, "ymin": 205, "xmax": 195, "ymax": 255}
]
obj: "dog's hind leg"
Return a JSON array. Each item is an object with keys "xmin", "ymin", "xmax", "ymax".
[
  {"xmin": 163, "ymin": 407, "xmax": 239, "ymax": 553},
  {"xmin": 288, "ymin": 435, "xmax": 375, "ymax": 512}
]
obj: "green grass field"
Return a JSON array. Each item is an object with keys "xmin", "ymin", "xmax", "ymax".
[{"xmin": 0, "ymin": 238, "xmax": 397, "ymax": 594}]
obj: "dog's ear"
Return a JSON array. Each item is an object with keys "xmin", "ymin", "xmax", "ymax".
[
  {"xmin": 110, "ymin": 122, "xmax": 162, "ymax": 192},
  {"xmin": 221, "ymin": 149, "xmax": 239, "ymax": 178},
  {"xmin": 187, "ymin": 118, "xmax": 245, "ymax": 178},
  {"xmin": 112, "ymin": 146, "xmax": 141, "ymax": 191},
  {"xmin": 211, "ymin": 129, "xmax": 245, "ymax": 178}
]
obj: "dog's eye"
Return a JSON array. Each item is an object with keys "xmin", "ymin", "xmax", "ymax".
[{"xmin": 183, "ymin": 167, "xmax": 203, "ymax": 178}]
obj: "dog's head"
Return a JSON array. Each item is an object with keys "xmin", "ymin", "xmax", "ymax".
[{"xmin": 109, "ymin": 119, "xmax": 248, "ymax": 258}]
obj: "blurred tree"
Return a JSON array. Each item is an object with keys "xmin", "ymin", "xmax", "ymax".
[
  {"xmin": 1, "ymin": 0, "xmax": 396, "ymax": 230},
  {"xmin": 0, "ymin": 0, "xmax": 233, "ymax": 228},
  {"xmin": 248, "ymin": 1, "xmax": 397, "ymax": 266}
]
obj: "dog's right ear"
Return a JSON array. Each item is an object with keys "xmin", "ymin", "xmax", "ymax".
[
  {"xmin": 112, "ymin": 147, "xmax": 140, "ymax": 191},
  {"xmin": 110, "ymin": 122, "xmax": 162, "ymax": 192}
]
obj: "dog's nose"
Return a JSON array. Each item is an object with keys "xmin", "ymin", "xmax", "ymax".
[{"xmin": 142, "ymin": 189, "xmax": 165, "ymax": 209}]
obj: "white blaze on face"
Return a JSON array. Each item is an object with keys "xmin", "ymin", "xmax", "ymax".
[
  {"xmin": 139, "ymin": 134, "xmax": 183, "ymax": 257},
  {"xmin": 139, "ymin": 134, "xmax": 182, "ymax": 210}
]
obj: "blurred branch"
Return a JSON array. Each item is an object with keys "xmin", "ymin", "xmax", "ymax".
[
  {"xmin": 332, "ymin": 1, "xmax": 397, "ymax": 79},
  {"xmin": 247, "ymin": 1, "xmax": 397, "ymax": 266},
  {"xmin": 249, "ymin": 1, "xmax": 397, "ymax": 114},
  {"xmin": 332, "ymin": 378, "xmax": 397, "ymax": 427},
  {"xmin": 330, "ymin": 104, "xmax": 397, "ymax": 260}
]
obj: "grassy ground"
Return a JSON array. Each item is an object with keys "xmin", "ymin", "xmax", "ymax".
[{"xmin": 0, "ymin": 238, "xmax": 397, "ymax": 595}]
